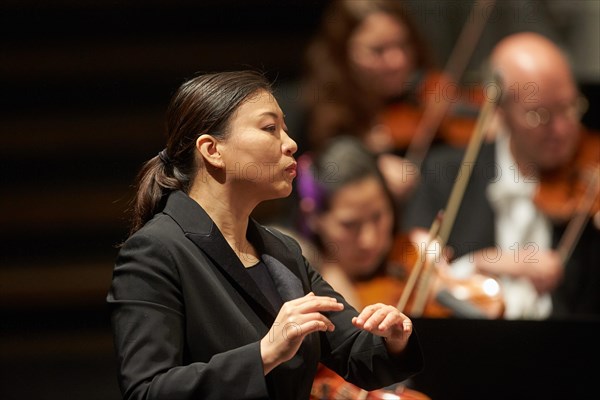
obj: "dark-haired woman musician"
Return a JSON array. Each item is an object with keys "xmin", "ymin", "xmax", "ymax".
[{"xmin": 301, "ymin": 0, "xmax": 435, "ymax": 202}]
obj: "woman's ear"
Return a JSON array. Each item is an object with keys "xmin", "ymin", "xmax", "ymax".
[{"xmin": 196, "ymin": 134, "xmax": 225, "ymax": 169}]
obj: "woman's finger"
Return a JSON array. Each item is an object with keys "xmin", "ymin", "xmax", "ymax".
[
  {"xmin": 294, "ymin": 297, "xmax": 344, "ymax": 314},
  {"xmin": 376, "ymin": 309, "xmax": 402, "ymax": 331},
  {"xmin": 284, "ymin": 312, "xmax": 335, "ymax": 330},
  {"xmin": 354, "ymin": 303, "xmax": 384, "ymax": 326},
  {"xmin": 362, "ymin": 307, "xmax": 390, "ymax": 331}
]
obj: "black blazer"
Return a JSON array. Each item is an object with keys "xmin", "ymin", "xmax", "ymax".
[{"xmin": 107, "ymin": 191, "xmax": 423, "ymax": 400}]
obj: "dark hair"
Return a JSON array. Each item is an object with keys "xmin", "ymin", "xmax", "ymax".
[
  {"xmin": 129, "ymin": 70, "xmax": 272, "ymax": 235},
  {"xmin": 303, "ymin": 0, "xmax": 433, "ymax": 149},
  {"xmin": 296, "ymin": 136, "xmax": 397, "ymax": 245}
]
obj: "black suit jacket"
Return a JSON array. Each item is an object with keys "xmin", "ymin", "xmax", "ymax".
[
  {"xmin": 107, "ymin": 191, "xmax": 423, "ymax": 400},
  {"xmin": 403, "ymin": 143, "xmax": 600, "ymax": 318}
]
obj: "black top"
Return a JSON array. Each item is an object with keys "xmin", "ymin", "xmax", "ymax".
[{"xmin": 246, "ymin": 260, "xmax": 284, "ymax": 311}]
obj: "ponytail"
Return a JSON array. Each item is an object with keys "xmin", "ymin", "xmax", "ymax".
[{"xmin": 128, "ymin": 152, "xmax": 190, "ymax": 235}]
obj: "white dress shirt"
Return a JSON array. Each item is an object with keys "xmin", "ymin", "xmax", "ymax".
[{"xmin": 451, "ymin": 130, "xmax": 553, "ymax": 319}]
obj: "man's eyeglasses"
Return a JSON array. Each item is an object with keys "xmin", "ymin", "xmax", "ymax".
[{"xmin": 523, "ymin": 96, "xmax": 589, "ymax": 129}]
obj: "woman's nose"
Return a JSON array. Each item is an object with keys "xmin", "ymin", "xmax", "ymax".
[
  {"xmin": 282, "ymin": 130, "xmax": 298, "ymax": 156},
  {"xmin": 358, "ymin": 222, "xmax": 378, "ymax": 249},
  {"xmin": 384, "ymin": 47, "xmax": 408, "ymax": 69}
]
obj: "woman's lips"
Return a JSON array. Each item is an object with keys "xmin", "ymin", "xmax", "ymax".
[{"xmin": 285, "ymin": 162, "xmax": 297, "ymax": 177}]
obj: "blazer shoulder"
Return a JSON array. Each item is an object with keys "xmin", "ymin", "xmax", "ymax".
[
  {"xmin": 118, "ymin": 213, "xmax": 190, "ymax": 267},
  {"xmin": 129, "ymin": 213, "xmax": 185, "ymax": 242}
]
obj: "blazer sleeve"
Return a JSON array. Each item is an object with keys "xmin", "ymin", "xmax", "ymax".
[
  {"xmin": 308, "ymin": 258, "xmax": 424, "ymax": 390},
  {"xmin": 107, "ymin": 233, "xmax": 269, "ymax": 400}
]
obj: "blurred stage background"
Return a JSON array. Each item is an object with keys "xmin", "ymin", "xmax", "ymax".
[{"xmin": 1, "ymin": 1, "xmax": 599, "ymax": 399}]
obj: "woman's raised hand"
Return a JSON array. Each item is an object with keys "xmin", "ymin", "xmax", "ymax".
[
  {"xmin": 352, "ymin": 303, "xmax": 413, "ymax": 354},
  {"xmin": 260, "ymin": 292, "xmax": 343, "ymax": 374}
]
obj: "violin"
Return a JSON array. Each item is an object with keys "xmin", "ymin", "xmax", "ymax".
[
  {"xmin": 378, "ymin": 71, "xmax": 481, "ymax": 152},
  {"xmin": 352, "ymin": 232, "xmax": 504, "ymax": 320},
  {"xmin": 382, "ymin": 79, "xmax": 505, "ymax": 320},
  {"xmin": 534, "ymin": 127, "xmax": 600, "ymax": 223},
  {"xmin": 376, "ymin": 0, "xmax": 498, "ymax": 169},
  {"xmin": 533, "ymin": 127, "xmax": 600, "ymax": 264},
  {"xmin": 311, "ymin": 365, "xmax": 431, "ymax": 400}
]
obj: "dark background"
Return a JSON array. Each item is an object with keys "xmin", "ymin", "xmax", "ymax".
[{"xmin": 1, "ymin": 1, "xmax": 598, "ymax": 399}]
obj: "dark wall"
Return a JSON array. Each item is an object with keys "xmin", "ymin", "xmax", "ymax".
[{"xmin": 1, "ymin": 2, "xmax": 325, "ymax": 399}]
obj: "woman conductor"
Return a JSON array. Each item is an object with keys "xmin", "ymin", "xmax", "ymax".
[{"xmin": 107, "ymin": 70, "xmax": 423, "ymax": 400}]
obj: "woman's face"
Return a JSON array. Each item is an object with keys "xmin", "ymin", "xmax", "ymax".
[
  {"xmin": 219, "ymin": 89, "xmax": 298, "ymax": 201},
  {"xmin": 316, "ymin": 176, "xmax": 394, "ymax": 279},
  {"xmin": 348, "ymin": 12, "xmax": 416, "ymax": 99}
]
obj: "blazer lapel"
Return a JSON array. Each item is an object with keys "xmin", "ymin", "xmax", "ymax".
[
  {"xmin": 190, "ymin": 227, "xmax": 278, "ymax": 314},
  {"xmin": 162, "ymin": 191, "xmax": 277, "ymax": 322},
  {"xmin": 261, "ymin": 254, "xmax": 305, "ymax": 302},
  {"xmin": 249, "ymin": 221, "xmax": 308, "ymax": 302}
]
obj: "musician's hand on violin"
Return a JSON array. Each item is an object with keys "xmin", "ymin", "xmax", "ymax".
[
  {"xmin": 522, "ymin": 250, "xmax": 564, "ymax": 294},
  {"xmin": 260, "ymin": 292, "xmax": 343, "ymax": 375},
  {"xmin": 409, "ymin": 228, "xmax": 452, "ymax": 264},
  {"xmin": 352, "ymin": 303, "xmax": 413, "ymax": 354}
]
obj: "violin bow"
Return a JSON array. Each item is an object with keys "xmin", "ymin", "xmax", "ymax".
[
  {"xmin": 396, "ymin": 210, "xmax": 444, "ymax": 314},
  {"xmin": 408, "ymin": 74, "xmax": 502, "ymax": 317},
  {"xmin": 405, "ymin": 0, "xmax": 497, "ymax": 169}
]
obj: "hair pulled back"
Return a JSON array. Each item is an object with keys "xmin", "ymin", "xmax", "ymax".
[{"xmin": 129, "ymin": 70, "xmax": 272, "ymax": 235}]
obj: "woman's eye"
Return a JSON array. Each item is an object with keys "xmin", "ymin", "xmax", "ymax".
[
  {"xmin": 371, "ymin": 211, "xmax": 382, "ymax": 223},
  {"xmin": 263, "ymin": 125, "xmax": 277, "ymax": 133},
  {"xmin": 370, "ymin": 46, "xmax": 385, "ymax": 56},
  {"xmin": 341, "ymin": 221, "xmax": 360, "ymax": 232}
]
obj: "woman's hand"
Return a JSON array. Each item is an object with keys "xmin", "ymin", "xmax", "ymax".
[
  {"xmin": 260, "ymin": 292, "xmax": 344, "ymax": 375},
  {"xmin": 352, "ymin": 303, "xmax": 413, "ymax": 354}
]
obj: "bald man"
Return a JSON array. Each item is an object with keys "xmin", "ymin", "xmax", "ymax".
[{"xmin": 402, "ymin": 33, "xmax": 600, "ymax": 320}]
